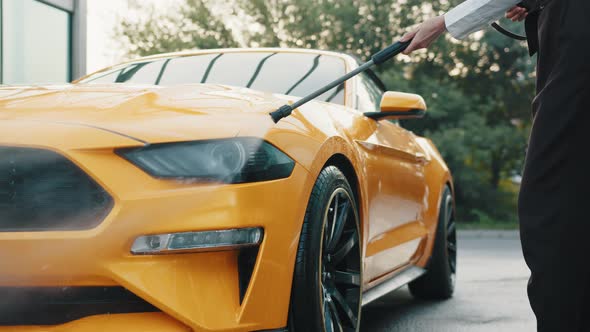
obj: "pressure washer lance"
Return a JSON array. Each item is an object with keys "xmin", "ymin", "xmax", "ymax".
[{"xmin": 269, "ymin": 40, "xmax": 411, "ymax": 123}]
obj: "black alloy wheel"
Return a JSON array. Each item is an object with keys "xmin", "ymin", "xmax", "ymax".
[
  {"xmin": 321, "ymin": 188, "xmax": 362, "ymax": 331},
  {"xmin": 290, "ymin": 166, "xmax": 362, "ymax": 332},
  {"xmin": 444, "ymin": 192, "xmax": 457, "ymax": 284}
]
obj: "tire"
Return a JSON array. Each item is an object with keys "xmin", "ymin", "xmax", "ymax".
[
  {"xmin": 289, "ymin": 166, "xmax": 362, "ymax": 332},
  {"xmin": 409, "ymin": 186, "xmax": 457, "ymax": 300}
]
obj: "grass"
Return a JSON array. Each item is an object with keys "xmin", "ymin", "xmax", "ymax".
[
  {"xmin": 457, "ymin": 219, "xmax": 519, "ymax": 230},
  {"xmin": 455, "ymin": 208, "xmax": 520, "ymax": 230}
]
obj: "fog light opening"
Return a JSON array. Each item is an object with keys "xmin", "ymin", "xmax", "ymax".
[
  {"xmin": 238, "ymin": 245, "xmax": 260, "ymax": 304},
  {"xmin": 131, "ymin": 228, "xmax": 263, "ymax": 255}
]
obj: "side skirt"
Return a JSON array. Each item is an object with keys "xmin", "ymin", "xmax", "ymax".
[{"xmin": 361, "ymin": 266, "xmax": 426, "ymax": 306}]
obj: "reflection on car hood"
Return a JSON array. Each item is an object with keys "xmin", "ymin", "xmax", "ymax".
[{"xmin": 0, "ymin": 84, "xmax": 289, "ymax": 143}]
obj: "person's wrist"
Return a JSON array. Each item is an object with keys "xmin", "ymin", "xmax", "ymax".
[{"xmin": 435, "ymin": 15, "xmax": 447, "ymax": 34}]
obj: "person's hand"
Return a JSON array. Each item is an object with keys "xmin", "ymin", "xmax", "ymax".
[
  {"xmin": 505, "ymin": 6, "xmax": 528, "ymax": 22},
  {"xmin": 400, "ymin": 15, "xmax": 447, "ymax": 55}
]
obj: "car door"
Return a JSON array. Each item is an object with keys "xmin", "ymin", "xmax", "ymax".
[{"xmin": 354, "ymin": 73, "xmax": 430, "ymax": 282}]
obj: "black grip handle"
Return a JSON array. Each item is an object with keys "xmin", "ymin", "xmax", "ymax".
[
  {"xmin": 270, "ymin": 105, "xmax": 293, "ymax": 123},
  {"xmin": 371, "ymin": 40, "xmax": 412, "ymax": 65}
]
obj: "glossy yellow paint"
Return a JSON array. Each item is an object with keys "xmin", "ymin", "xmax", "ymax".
[
  {"xmin": 0, "ymin": 313, "xmax": 190, "ymax": 332},
  {"xmin": 380, "ymin": 91, "xmax": 427, "ymax": 112},
  {"xmin": 0, "ymin": 48, "xmax": 453, "ymax": 331}
]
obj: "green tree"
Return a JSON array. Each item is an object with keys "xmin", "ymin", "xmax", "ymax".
[{"xmin": 116, "ymin": 0, "xmax": 238, "ymax": 56}]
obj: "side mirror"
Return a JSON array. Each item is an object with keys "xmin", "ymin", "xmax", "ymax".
[{"xmin": 364, "ymin": 91, "xmax": 427, "ymax": 120}]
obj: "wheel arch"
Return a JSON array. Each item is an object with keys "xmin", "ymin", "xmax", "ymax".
[
  {"xmin": 415, "ymin": 160, "xmax": 455, "ymax": 268},
  {"xmin": 304, "ymin": 135, "xmax": 369, "ymax": 234},
  {"xmin": 323, "ymin": 154, "xmax": 361, "ymax": 209},
  {"xmin": 288, "ymin": 154, "xmax": 364, "ymax": 331}
]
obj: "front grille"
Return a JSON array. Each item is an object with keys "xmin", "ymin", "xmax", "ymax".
[
  {"xmin": 0, "ymin": 286, "xmax": 160, "ymax": 326},
  {"xmin": 0, "ymin": 147, "xmax": 113, "ymax": 231}
]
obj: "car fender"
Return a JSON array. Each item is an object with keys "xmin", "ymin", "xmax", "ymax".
[{"xmin": 414, "ymin": 137, "xmax": 454, "ymax": 268}]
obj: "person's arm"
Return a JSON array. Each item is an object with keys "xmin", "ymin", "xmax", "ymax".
[
  {"xmin": 400, "ymin": 0, "xmax": 526, "ymax": 54},
  {"xmin": 445, "ymin": 0, "xmax": 522, "ymax": 39}
]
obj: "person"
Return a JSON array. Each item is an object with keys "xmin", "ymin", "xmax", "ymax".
[{"xmin": 399, "ymin": 1, "xmax": 590, "ymax": 331}]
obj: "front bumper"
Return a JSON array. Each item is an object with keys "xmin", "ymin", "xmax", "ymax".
[
  {"xmin": 0, "ymin": 135, "xmax": 312, "ymax": 331},
  {"xmin": 1, "ymin": 313, "xmax": 190, "ymax": 332}
]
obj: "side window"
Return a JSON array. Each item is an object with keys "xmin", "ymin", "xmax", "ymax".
[{"xmin": 356, "ymin": 73, "xmax": 383, "ymax": 113}]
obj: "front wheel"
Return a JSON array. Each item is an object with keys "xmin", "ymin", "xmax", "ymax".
[{"xmin": 289, "ymin": 166, "xmax": 362, "ymax": 332}]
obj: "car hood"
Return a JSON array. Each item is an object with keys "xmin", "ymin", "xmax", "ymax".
[{"xmin": 0, "ymin": 84, "xmax": 288, "ymax": 144}]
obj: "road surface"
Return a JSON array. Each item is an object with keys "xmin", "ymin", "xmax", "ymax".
[{"xmin": 361, "ymin": 231, "xmax": 536, "ymax": 332}]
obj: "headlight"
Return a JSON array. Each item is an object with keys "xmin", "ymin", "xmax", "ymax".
[{"xmin": 117, "ymin": 138, "xmax": 295, "ymax": 183}]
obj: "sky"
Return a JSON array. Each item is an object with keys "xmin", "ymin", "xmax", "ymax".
[
  {"xmin": 87, "ymin": 0, "xmax": 128, "ymax": 73},
  {"xmin": 86, "ymin": 0, "xmax": 245, "ymax": 74},
  {"xmin": 86, "ymin": 0, "xmax": 181, "ymax": 73}
]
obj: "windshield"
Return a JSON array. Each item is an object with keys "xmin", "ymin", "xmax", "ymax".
[{"xmin": 80, "ymin": 52, "xmax": 347, "ymax": 105}]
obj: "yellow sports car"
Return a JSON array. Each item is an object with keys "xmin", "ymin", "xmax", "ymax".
[{"xmin": 0, "ymin": 48, "xmax": 456, "ymax": 332}]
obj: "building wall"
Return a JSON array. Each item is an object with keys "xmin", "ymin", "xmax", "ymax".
[{"xmin": 0, "ymin": 0, "xmax": 86, "ymax": 84}]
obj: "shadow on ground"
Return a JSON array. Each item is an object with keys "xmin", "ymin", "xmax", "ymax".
[
  {"xmin": 360, "ymin": 287, "xmax": 445, "ymax": 332},
  {"xmin": 359, "ymin": 234, "xmax": 536, "ymax": 332}
]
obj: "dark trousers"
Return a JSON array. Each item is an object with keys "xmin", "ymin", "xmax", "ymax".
[{"xmin": 518, "ymin": 0, "xmax": 590, "ymax": 331}]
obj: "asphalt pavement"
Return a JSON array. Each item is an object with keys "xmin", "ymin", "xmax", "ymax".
[{"xmin": 360, "ymin": 231, "xmax": 536, "ymax": 332}]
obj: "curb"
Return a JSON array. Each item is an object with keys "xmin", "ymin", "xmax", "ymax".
[{"xmin": 458, "ymin": 230, "xmax": 520, "ymax": 239}]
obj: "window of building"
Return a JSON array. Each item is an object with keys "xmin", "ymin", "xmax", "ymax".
[{"xmin": 2, "ymin": 0, "xmax": 72, "ymax": 84}]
